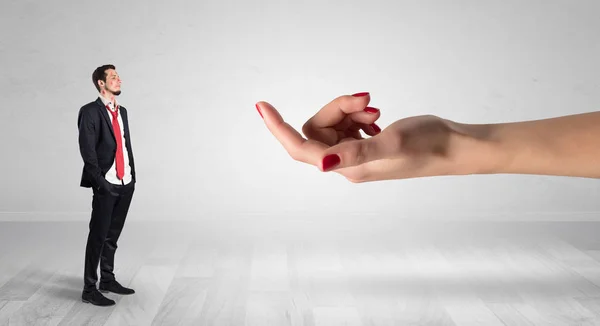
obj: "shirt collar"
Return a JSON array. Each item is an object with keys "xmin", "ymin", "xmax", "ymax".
[{"xmin": 99, "ymin": 94, "xmax": 119, "ymax": 111}]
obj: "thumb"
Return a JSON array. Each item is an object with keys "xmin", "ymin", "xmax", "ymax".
[{"xmin": 320, "ymin": 132, "xmax": 400, "ymax": 171}]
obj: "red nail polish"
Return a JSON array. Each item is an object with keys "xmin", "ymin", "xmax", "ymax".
[
  {"xmin": 322, "ymin": 154, "xmax": 341, "ymax": 171},
  {"xmin": 371, "ymin": 123, "xmax": 381, "ymax": 133},
  {"xmin": 256, "ymin": 104, "xmax": 263, "ymax": 118},
  {"xmin": 364, "ymin": 107, "xmax": 379, "ymax": 113},
  {"xmin": 352, "ymin": 92, "xmax": 369, "ymax": 97}
]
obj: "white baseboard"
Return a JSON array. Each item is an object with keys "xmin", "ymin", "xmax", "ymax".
[{"xmin": 0, "ymin": 211, "xmax": 599, "ymax": 222}]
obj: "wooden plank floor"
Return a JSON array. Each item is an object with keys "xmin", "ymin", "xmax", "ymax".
[{"xmin": 1, "ymin": 220, "xmax": 600, "ymax": 325}]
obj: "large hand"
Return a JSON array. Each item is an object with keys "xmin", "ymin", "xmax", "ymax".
[
  {"xmin": 257, "ymin": 94, "xmax": 491, "ymax": 182},
  {"xmin": 256, "ymin": 92, "xmax": 380, "ymax": 173}
]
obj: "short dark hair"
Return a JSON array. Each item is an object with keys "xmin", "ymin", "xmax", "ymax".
[{"xmin": 92, "ymin": 64, "xmax": 116, "ymax": 92}]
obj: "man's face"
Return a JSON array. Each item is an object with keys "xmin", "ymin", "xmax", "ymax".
[{"xmin": 101, "ymin": 69, "xmax": 121, "ymax": 95}]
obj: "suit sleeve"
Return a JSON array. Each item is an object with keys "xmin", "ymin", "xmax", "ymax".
[{"xmin": 78, "ymin": 108, "xmax": 106, "ymax": 189}]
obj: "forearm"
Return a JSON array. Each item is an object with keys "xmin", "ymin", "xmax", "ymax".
[
  {"xmin": 79, "ymin": 143, "xmax": 106, "ymax": 188},
  {"xmin": 458, "ymin": 111, "xmax": 600, "ymax": 178}
]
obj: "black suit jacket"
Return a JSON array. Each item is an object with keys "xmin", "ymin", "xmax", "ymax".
[{"xmin": 78, "ymin": 97, "xmax": 136, "ymax": 189}]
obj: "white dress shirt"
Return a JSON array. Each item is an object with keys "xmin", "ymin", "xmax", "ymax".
[{"xmin": 99, "ymin": 94, "xmax": 133, "ymax": 185}]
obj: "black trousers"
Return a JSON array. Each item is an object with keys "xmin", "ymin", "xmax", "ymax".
[{"xmin": 83, "ymin": 181, "xmax": 134, "ymax": 291}]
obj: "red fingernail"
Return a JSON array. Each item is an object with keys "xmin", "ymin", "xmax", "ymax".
[
  {"xmin": 256, "ymin": 104, "xmax": 263, "ymax": 118},
  {"xmin": 364, "ymin": 106, "xmax": 379, "ymax": 113},
  {"xmin": 352, "ymin": 92, "xmax": 369, "ymax": 97},
  {"xmin": 371, "ymin": 123, "xmax": 381, "ymax": 133},
  {"xmin": 322, "ymin": 154, "xmax": 341, "ymax": 171}
]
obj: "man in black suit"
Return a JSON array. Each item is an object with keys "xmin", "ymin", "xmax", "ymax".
[{"xmin": 77, "ymin": 64, "xmax": 136, "ymax": 306}]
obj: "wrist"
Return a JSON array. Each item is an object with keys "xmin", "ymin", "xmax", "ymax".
[{"xmin": 445, "ymin": 121, "xmax": 512, "ymax": 176}]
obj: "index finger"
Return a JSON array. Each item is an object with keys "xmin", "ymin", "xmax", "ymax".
[{"xmin": 257, "ymin": 101, "xmax": 329, "ymax": 166}]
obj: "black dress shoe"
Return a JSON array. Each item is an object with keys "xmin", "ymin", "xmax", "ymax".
[
  {"xmin": 99, "ymin": 280, "xmax": 135, "ymax": 295},
  {"xmin": 82, "ymin": 289, "xmax": 115, "ymax": 306}
]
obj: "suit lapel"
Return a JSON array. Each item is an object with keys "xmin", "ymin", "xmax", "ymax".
[
  {"xmin": 96, "ymin": 97, "xmax": 116, "ymax": 141},
  {"xmin": 121, "ymin": 109, "xmax": 129, "ymax": 136}
]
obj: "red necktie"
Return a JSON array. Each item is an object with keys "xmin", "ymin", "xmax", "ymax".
[{"xmin": 108, "ymin": 104, "xmax": 125, "ymax": 180}]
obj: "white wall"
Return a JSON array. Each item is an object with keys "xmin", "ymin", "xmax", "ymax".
[{"xmin": 1, "ymin": 0, "xmax": 599, "ymax": 222}]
